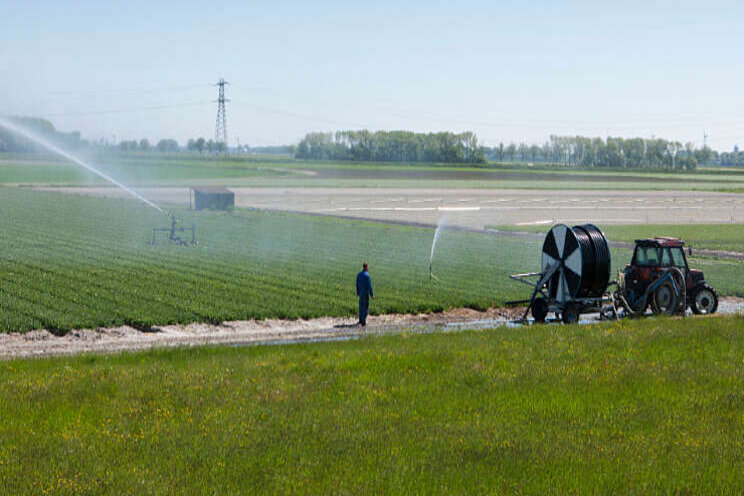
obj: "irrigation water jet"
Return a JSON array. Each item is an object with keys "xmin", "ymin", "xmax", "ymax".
[
  {"xmin": 428, "ymin": 215, "xmax": 448, "ymax": 280},
  {"xmin": 0, "ymin": 116, "xmax": 165, "ymax": 214}
]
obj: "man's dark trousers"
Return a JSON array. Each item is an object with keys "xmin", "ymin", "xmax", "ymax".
[{"xmin": 358, "ymin": 294, "xmax": 370, "ymax": 326}]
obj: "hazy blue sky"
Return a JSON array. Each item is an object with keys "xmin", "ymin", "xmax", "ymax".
[{"xmin": 2, "ymin": 0, "xmax": 743, "ymax": 148}]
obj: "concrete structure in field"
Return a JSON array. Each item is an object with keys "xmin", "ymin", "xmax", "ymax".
[{"xmin": 191, "ymin": 187, "xmax": 234, "ymax": 210}]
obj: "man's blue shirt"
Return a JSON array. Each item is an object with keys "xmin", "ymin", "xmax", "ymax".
[{"xmin": 356, "ymin": 270, "xmax": 373, "ymax": 298}]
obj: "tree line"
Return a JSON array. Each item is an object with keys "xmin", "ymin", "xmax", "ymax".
[
  {"xmin": 0, "ymin": 117, "xmax": 184, "ymax": 154},
  {"xmin": 295, "ymin": 130, "xmax": 487, "ymax": 163},
  {"xmin": 482, "ymin": 135, "xmax": 713, "ymax": 170},
  {"xmin": 0, "ymin": 117, "xmax": 86, "ymax": 152},
  {"xmin": 1, "ymin": 117, "xmax": 738, "ymax": 169},
  {"xmin": 719, "ymin": 147, "xmax": 744, "ymax": 166},
  {"xmin": 118, "ymin": 138, "xmax": 179, "ymax": 152},
  {"xmin": 186, "ymin": 137, "xmax": 227, "ymax": 154}
]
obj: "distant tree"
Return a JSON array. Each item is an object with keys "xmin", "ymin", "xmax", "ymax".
[
  {"xmin": 156, "ymin": 139, "xmax": 179, "ymax": 152},
  {"xmin": 118, "ymin": 140, "xmax": 138, "ymax": 151},
  {"xmin": 296, "ymin": 139, "xmax": 309, "ymax": 158},
  {"xmin": 667, "ymin": 141, "xmax": 682, "ymax": 169},
  {"xmin": 194, "ymin": 137, "xmax": 206, "ymax": 154},
  {"xmin": 517, "ymin": 143, "xmax": 529, "ymax": 162},
  {"xmin": 528, "ymin": 144, "xmax": 540, "ymax": 161},
  {"xmin": 623, "ymin": 138, "xmax": 645, "ymax": 168},
  {"xmin": 139, "ymin": 139, "xmax": 151, "ymax": 151},
  {"xmin": 505, "ymin": 143, "xmax": 516, "ymax": 161},
  {"xmin": 694, "ymin": 146, "xmax": 713, "ymax": 165},
  {"xmin": 602, "ymin": 137, "xmax": 625, "ymax": 168}
]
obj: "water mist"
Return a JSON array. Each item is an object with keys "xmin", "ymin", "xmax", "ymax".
[
  {"xmin": 428, "ymin": 215, "xmax": 448, "ymax": 280},
  {"xmin": 0, "ymin": 116, "xmax": 164, "ymax": 214}
]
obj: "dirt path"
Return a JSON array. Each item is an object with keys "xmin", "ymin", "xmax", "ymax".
[
  {"xmin": 30, "ymin": 186, "xmax": 744, "ymax": 228},
  {"xmin": 2, "ymin": 300, "xmax": 742, "ymax": 360}
]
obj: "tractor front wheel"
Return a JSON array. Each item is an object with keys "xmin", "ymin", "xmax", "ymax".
[{"xmin": 691, "ymin": 285, "xmax": 718, "ymax": 315}]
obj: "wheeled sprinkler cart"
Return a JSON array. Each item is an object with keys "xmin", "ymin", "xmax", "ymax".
[
  {"xmin": 150, "ymin": 213, "xmax": 196, "ymax": 246},
  {"xmin": 508, "ymin": 224, "xmax": 718, "ymax": 324}
]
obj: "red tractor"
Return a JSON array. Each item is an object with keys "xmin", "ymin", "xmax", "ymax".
[{"xmin": 616, "ymin": 237, "xmax": 718, "ymax": 316}]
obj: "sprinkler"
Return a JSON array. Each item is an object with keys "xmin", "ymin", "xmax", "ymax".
[
  {"xmin": 150, "ymin": 211, "xmax": 196, "ymax": 246},
  {"xmin": 429, "ymin": 215, "xmax": 446, "ymax": 282}
]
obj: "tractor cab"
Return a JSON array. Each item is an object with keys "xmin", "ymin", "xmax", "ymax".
[
  {"xmin": 624, "ymin": 237, "xmax": 717, "ymax": 314},
  {"xmin": 629, "ymin": 238, "xmax": 704, "ymax": 289},
  {"xmin": 631, "ymin": 237, "xmax": 687, "ymax": 275}
]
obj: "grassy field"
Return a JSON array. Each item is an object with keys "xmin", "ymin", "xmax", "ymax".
[
  {"xmin": 4, "ymin": 152, "xmax": 744, "ymax": 190},
  {"xmin": 2, "ymin": 315, "xmax": 744, "ymax": 493},
  {"xmin": 2, "ymin": 188, "xmax": 744, "ymax": 334},
  {"xmin": 495, "ymin": 223, "xmax": 744, "ymax": 253}
]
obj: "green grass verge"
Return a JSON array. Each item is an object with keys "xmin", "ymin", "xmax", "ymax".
[{"xmin": 2, "ymin": 316, "xmax": 744, "ymax": 493}]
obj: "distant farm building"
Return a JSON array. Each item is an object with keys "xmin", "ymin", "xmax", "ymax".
[{"xmin": 192, "ymin": 187, "xmax": 234, "ymax": 210}]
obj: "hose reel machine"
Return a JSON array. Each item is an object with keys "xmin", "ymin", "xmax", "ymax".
[{"xmin": 510, "ymin": 224, "xmax": 612, "ymax": 324}]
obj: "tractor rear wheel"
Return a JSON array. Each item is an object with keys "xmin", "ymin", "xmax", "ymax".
[
  {"xmin": 651, "ymin": 280, "xmax": 679, "ymax": 315},
  {"xmin": 531, "ymin": 297, "xmax": 548, "ymax": 323},
  {"xmin": 691, "ymin": 285, "xmax": 718, "ymax": 315}
]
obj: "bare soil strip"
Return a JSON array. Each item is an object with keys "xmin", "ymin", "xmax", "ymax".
[
  {"xmin": 2, "ymin": 300, "xmax": 742, "ymax": 360},
  {"xmin": 31, "ymin": 186, "xmax": 744, "ymax": 227}
]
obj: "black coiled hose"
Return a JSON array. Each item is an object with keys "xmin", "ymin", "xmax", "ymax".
[{"xmin": 572, "ymin": 224, "xmax": 611, "ymax": 297}]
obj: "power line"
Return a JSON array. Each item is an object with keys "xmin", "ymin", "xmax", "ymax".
[
  {"xmin": 34, "ymin": 83, "xmax": 214, "ymax": 102},
  {"xmin": 230, "ymin": 101, "xmax": 371, "ymax": 129},
  {"xmin": 34, "ymin": 100, "xmax": 213, "ymax": 118}
]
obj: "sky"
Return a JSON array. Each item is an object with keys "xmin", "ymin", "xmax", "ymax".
[{"xmin": 2, "ymin": 0, "xmax": 744, "ymax": 149}]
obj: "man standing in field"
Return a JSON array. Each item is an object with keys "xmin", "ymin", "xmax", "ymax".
[{"xmin": 356, "ymin": 262, "xmax": 374, "ymax": 326}]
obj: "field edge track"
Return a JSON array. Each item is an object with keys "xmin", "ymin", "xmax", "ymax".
[{"xmin": 2, "ymin": 299, "xmax": 743, "ymax": 360}]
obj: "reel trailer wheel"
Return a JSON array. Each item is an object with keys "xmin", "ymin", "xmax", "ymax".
[
  {"xmin": 561, "ymin": 303, "xmax": 581, "ymax": 324},
  {"xmin": 531, "ymin": 297, "xmax": 548, "ymax": 323}
]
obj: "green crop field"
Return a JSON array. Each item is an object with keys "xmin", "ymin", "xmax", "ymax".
[
  {"xmin": 0, "ymin": 153, "xmax": 296, "ymax": 186},
  {"xmin": 2, "ymin": 316, "xmax": 744, "ymax": 493},
  {"xmin": 2, "ymin": 188, "xmax": 743, "ymax": 334},
  {"xmin": 0, "ymin": 187, "xmax": 536, "ymax": 333}
]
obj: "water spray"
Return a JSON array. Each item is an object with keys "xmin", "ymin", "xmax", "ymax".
[
  {"xmin": 428, "ymin": 215, "xmax": 447, "ymax": 281},
  {"xmin": 0, "ymin": 116, "xmax": 164, "ymax": 214},
  {"xmin": 428, "ymin": 260, "xmax": 439, "ymax": 281},
  {"xmin": 0, "ymin": 116, "xmax": 200, "ymax": 246}
]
